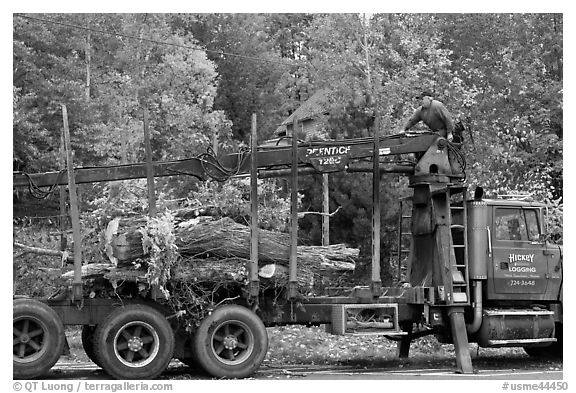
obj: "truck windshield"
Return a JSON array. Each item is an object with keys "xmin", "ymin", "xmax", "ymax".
[{"xmin": 494, "ymin": 208, "xmax": 540, "ymax": 241}]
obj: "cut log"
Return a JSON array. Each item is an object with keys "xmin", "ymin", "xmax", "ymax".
[
  {"xmin": 171, "ymin": 258, "xmax": 248, "ymax": 283},
  {"xmin": 61, "ymin": 263, "xmax": 112, "ymax": 278},
  {"xmin": 176, "ymin": 217, "xmax": 291, "ymax": 262},
  {"xmin": 111, "ymin": 217, "xmax": 358, "ymax": 270},
  {"xmin": 172, "ymin": 258, "xmax": 315, "ymax": 289},
  {"xmin": 52, "ymin": 215, "xmax": 358, "ymax": 297},
  {"xmin": 62, "ymin": 255, "xmax": 344, "ymax": 295},
  {"xmin": 14, "ymin": 242, "xmax": 74, "ymax": 264}
]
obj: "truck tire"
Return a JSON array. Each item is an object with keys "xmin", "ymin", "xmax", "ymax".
[
  {"xmin": 13, "ymin": 298, "xmax": 65, "ymax": 379},
  {"xmin": 94, "ymin": 304, "xmax": 175, "ymax": 379},
  {"xmin": 81, "ymin": 325, "xmax": 102, "ymax": 368},
  {"xmin": 193, "ymin": 305, "xmax": 268, "ymax": 378}
]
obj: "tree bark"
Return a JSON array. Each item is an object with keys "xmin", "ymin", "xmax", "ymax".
[
  {"xmin": 111, "ymin": 217, "xmax": 359, "ymax": 269},
  {"xmin": 68, "ymin": 257, "xmax": 347, "ymax": 294}
]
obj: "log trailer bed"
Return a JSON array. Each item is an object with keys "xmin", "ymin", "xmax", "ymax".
[{"xmin": 13, "ymin": 120, "xmax": 563, "ymax": 380}]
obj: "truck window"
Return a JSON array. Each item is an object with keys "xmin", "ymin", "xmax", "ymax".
[
  {"xmin": 524, "ymin": 209, "xmax": 540, "ymax": 241},
  {"xmin": 494, "ymin": 208, "xmax": 540, "ymax": 241}
]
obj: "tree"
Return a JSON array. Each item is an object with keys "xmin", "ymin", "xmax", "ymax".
[
  {"xmin": 433, "ymin": 14, "xmax": 562, "ymax": 203},
  {"xmin": 13, "ymin": 13, "xmax": 231, "ymax": 174},
  {"xmin": 180, "ymin": 14, "xmax": 299, "ymax": 142}
]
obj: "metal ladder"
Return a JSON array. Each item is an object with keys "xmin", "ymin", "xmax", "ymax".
[
  {"xmin": 441, "ymin": 186, "xmax": 474, "ymax": 374},
  {"xmin": 445, "ymin": 188, "xmax": 470, "ymax": 305},
  {"xmin": 395, "ymin": 198, "xmax": 412, "ymax": 284}
]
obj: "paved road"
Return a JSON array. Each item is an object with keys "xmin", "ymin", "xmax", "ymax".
[{"xmin": 46, "ymin": 359, "xmax": 563, "ymax": 381}]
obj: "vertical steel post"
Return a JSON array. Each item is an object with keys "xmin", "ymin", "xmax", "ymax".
[
  {"xmin": 59, "ymin": 134, "xmax": 67, "ymax": 252},
  {"xmin": 397, "ymin": 200, "xmax": 404, "ymax": 284},
  {"xmin": 143, "ymin": 107, "xmax": 156, "ymax": 217},
  {"xmin": 322, "ymin": 173, "xmax": 330, "ymax": 246},
  {"xmin": 61, "ymin": 105, "xmax": 83, "ymax": 301},
  {"xmin": 212, "ymin": 131, "xmax": 219, "ymax": 155},
  {"xmin": 288, "ymin": 117, "xmax": 299, "ymax": 300},
  {"xmin": 249, "ymin": 113, "xmax": 260, "ymax": 298},
  {"xmin": 371, "ymin": 115, "xmax": 382, "ymax": 297}
]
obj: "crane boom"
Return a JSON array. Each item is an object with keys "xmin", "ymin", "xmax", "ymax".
[{"xmin": 13, "ymin": 132, "xmax": 463, "ymax": 189}]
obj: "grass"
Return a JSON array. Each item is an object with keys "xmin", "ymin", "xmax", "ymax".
[
  {"xmin": 262, "ymin": 325, "xmax": 562, "ymax": 373},
  {"xmin": 264, "ymin": 325, "xmax": 459, "ymax": 368},
  {"xmin": 266, "ymin": 325, "xmax": 401, "ymax": 365}
]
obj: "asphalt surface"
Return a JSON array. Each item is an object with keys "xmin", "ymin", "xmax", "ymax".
[{"xmin": 44, "ymin": 358, "xmax": 563, "ymax": 381}]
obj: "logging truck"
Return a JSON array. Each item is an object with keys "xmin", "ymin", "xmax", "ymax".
[{"xmin": 12, "ymin": 122, "xmax": 563, "ymax": 379}]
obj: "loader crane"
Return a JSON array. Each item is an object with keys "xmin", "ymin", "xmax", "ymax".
[{"xmin": 13, "ymin": 128, "xmax": 562, "ymax": 379}]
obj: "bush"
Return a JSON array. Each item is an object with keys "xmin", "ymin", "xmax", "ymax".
[
  {"xmin": 188, "ymin": 178, "xmax": 296, "ymax": 232},
  {"xmin": 13, "ymin": 220, "xmax": 68, "ymax": 297}
]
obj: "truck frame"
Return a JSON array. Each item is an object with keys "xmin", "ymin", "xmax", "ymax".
[{"xmin": 13, "ymin": 118, "xmax": 563, "ymax": 379}]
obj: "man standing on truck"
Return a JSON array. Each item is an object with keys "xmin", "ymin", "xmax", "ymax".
[{"xmin": 400, "ymin": 90, "xmax": 455, "ymax": 142}]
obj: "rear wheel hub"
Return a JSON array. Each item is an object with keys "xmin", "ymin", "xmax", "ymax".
[
  {"xmin": 223, "ymin": 335, "xmax": 238, "ymax": 350},
  {"xmin": 127, "ymin": 337, "xmax": 143, "ymax": 352}
]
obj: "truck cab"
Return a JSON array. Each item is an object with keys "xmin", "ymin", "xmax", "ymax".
[
  {"xmin": 484, "ymin": 198, "xmax": 562, "ymax": 302},
  {"xmin": 462, "ymin": 196, "xmax": 562, "ymax": 353}
]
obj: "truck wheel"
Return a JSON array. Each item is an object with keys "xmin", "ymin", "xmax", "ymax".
[
  {"xmin": 81, "ymin": 325, "xmax": 102, "ymax": 367},
  {"xmin": 193, "ymin": 305, "xmax": 268, "ymax": 378},
  {"xmin": 94, "ymin": 304, "xmax": 175, "ymax": 379},
  {"xmin": 13, "ymin": 298, "xmax": 65, "ymax": 379}
]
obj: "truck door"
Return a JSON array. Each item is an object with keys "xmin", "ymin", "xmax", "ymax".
[{"xmin": 490, "ymin": 206, "xmax": 548, "ymax": 297}]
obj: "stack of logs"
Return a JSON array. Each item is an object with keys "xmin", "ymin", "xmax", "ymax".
[{"xmin": 58, "ymin": 208, "xmax": 358, "ymax": 296}]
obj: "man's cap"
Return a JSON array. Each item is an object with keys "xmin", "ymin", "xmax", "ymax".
[{"xmin": 416, "ymin": 90, "xmax": 434, "ymax": 99}]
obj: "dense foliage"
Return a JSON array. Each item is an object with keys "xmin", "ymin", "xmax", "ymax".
[{"xmin": 13, "ymin": 13, "xmax": 562, "ymax": 292}]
